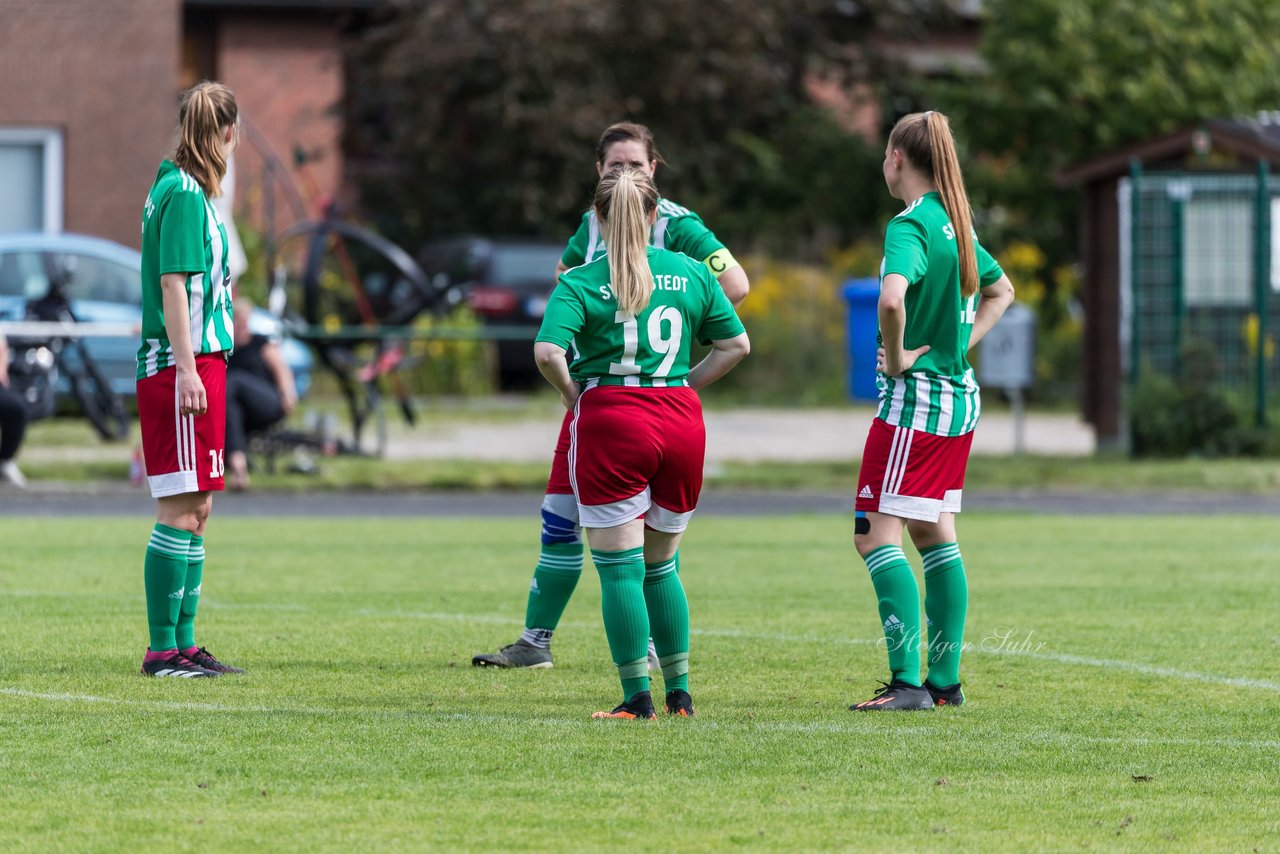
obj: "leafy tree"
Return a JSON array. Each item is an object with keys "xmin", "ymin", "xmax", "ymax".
[
  {"xmin": 346, "ymin": 0, "xmax": 930, "ymax": 253},
  {"xmin": 938, "ymin": 0, "xmax": 1280, "ymax": 270}
]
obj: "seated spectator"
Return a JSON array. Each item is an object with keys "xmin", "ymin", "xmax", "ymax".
[
  {"xmin": 0, "ymin": 332, "xmax": 28, "ymax": 487},
  {"xmin": 226, "ymin": 298, "xmax": 296, "ymax": 490}
]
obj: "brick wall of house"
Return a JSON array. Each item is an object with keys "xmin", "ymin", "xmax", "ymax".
[
  {"xmin": 215, "ymin": 11, "xmax": 345, "ymax": 231},
  {"xmin": 0, "ymin": 0, "xmax": 180, "ymax": 247}
]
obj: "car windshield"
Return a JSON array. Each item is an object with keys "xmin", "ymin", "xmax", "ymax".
[
  {"xmin": 53, "ymin": 253, "xmax": 142, "ymax": 305},
  {"xmin": 487, "ymin": 246, "xmax": 563, "ymax": 285}
]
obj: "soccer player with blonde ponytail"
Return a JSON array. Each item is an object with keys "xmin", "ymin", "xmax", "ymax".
[
  {"xmin": 599, "ymin": 167, "xmax": 656, "ymax": 316},
  {"xmin": 533, "ymin": 166, "xmax": 749, "ymax": 720},
  {"xmin": 474, "ymin": 122, "xmax": 749, "ymax": 675},
  {"xmin": 849, "ymin": 110, "xmax": 1015, "ymax": 711},
  {"xmin": 135, "ymin": 81, "xmax": 244, "ymax": 678}
]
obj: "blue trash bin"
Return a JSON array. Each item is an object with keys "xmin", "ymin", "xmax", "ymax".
[{"xmin": 841, "ymin": 277, "xmax": 881, "ymax": 402}]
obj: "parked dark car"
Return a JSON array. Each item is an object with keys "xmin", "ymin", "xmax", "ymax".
[{"xmin": 416, "ymin": 237, "xmax": 564, "ymax": 386}]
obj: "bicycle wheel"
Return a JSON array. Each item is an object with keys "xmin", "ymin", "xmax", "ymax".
[
  {"xmin": 276, "ymin": 220, "xmax": 445, "ymax": 331},
  {"xmin": 65, "ymin": 343, "xmax": 129, "ymax": 441}
]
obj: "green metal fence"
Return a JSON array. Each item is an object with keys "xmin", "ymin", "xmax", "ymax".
[{"xmin": 1126, "ymin": 163, "xmax": 1279, "ymax": 428}]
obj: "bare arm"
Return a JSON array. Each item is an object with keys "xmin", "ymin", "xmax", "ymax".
[
  {"xmin": 160, "ymin": 272, "xmax": 206, "ymax": 416},
  {"xmin": 687, "ymin": 332, "xmax": 750, "ymax": 391},
  {"xmin": 878, "ymin": 273, "xmax": 930, "ymax": 376},
  {"xmin": 0, "ymin": 333, "xmax": 8, "ymax": 387},
  {"xmin": 534, "ymin": 341, "xmax": 579, "ymax": 410},
  {"xmin": 260, "ymin": 340, "xmax": 298, "ymax": 414},
  {"xmin": 968, "ymin": 275, "xmax": 1016, "ymax": 350},
  {"xmin": 553, "ymin": 260, "xmax": 569, "ymax": 286},
  {"xmin": 717, "ymin": 265, "xmax": 750, "ymax": 308}
]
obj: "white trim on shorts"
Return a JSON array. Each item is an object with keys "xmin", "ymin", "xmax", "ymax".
[
  {"xmin": 644, "ymin": 501, "xmax": 694, "ymax": 534},
  {"xmin": 579, "ymin": 486, "xmax": 651, "ymax": 529},
  {"xmin": 879, "ymin": 493, "xmax": 944, "ymax": 523},
  {"xmin": 875, "ymin": 424, "xmax": 964, "ymax": 523},
  {"xmin": 148, "ymin": 376, "xmax": 199, "ymax": 498}
]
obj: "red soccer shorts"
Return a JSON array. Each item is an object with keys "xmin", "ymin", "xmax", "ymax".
[
  {"xmin": 136, "ymin": 354, "xmax": 227, "ymax": 498},
  {"xmin": 569, "ymin": 384, "xmax": 704, "ymax": 532},
  {"xmin": 547, "ymin": 409, "xmax": 574, "ymax": 496},
  {"xmin": 854, "ymin": 418, "xmax": 974, "ymax": 522}
]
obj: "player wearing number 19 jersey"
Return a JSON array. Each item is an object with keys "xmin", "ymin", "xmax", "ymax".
[
  {"xmin": 533, "ymin": 166, "xmax": 748, "ymax": 719},
  {"xmin": 473, "ymin": 122, "xmax": 748, "ymax": 672},
  {"xmin": 539, "ymin": 245, "xmax": 744, "ymax": 527}
]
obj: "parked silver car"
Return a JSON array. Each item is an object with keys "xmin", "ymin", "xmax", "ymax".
[{"xmin": 0, "ymin": 232, "xmax": 312, "ymax": 399}]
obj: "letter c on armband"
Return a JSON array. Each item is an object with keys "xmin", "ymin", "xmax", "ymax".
[{"xmin": 703, "ymin": 249, "xmax": 740, "ymax": 278}]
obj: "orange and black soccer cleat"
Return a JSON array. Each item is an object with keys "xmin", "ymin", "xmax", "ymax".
[
  {"xmin": 591, "ymin": 691, "xmax": 657, "ymax": 720},
  {"xmin": 850, "ymin": 679, "xmax": 935, "ymax": 711},
  {"xmin": 665, "ymin": 689, "xmax": 695, "ymax": 717},
  {"xmin": 924, "ymin": 680, "xmax": 964, "ymax": 707}
]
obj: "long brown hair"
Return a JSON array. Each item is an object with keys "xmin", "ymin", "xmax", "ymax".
[
  {"xmin": 174, "ymin": 81, "xmax": 239, "ymax": 198},
  {"xmin": 593, "ymin": 166, "xmax": 658, "ymax": 316},
  {"xmin": 888, "ymin": 111, "xmax": 978, "ymax": 298},
  {"xmin": 595, "ymin": 122, "xmax": 664, "ymax": 167}
]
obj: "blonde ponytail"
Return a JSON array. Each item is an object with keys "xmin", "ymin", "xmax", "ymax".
[
  {"xmin": 889, "ymin": 110, "xmax": 980, "ymax": 298},
  {"xmin": 594, "ymin": 166, "xmax": 658, "ymax": 316},
  {"xmin": 174, "ymin": 81, "xmax": 239, "ymax": 198}
]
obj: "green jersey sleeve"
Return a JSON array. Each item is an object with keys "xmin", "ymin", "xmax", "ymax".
[
  {"xmin": 536, "ymin": 276, "xmax": 586, "ymax": 349},
  {"xmin": 881, "ymin": 217, "xmax": 929, "ymax": 285},
  {"xmin": 560, "ymin": 213, "xmax": 591, "ymax": 268},
  {"xmin": 158, "ymin": 186, "xmax": 207, "ymax": 275},
  {"xmin": 695, "ymin": 266, "xmax": 745, "ymax": 343},
  {"xmin": 977, "ymin": 242, "xmax": 1005, "ymax": 288},
  {"xmin": 660, "ymin": 205, "xmax": 728, "ymax": 265}
]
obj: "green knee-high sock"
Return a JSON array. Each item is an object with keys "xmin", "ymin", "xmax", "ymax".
[
  {"xmin": 862, "ymin": 544, "xmax": 922, "ymax": 686},
  {"xmin": 522, "ymin": 543, "xmax": 583, "ymax": 644},
  {"xmin": 922, "ymin": 542, "xmax": 968, "ymax": 687},
  {"xmin": 592, "ymin": 547, "xmax": 649, "ymax": 701},
  {"xmin": 175, "ymin": 534, "xmax": 205, "ymax": 651},
  {"xmin": 643, "ymin": 552, "xmax": 689, "ymax": 694},
  {"xmin": 144, "ymin": 524, "xmax": 193, "ymax": 651}
]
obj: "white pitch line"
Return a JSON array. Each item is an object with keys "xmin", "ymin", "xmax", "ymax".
[
  {"xmin": 1, "ymin": 687, "xmax": 1277, "ymax": 751},
  {"xmin": 3, "ymin": 596, "xmax": 1275, "ymax": 693},
  {"xmin": 986, "ymin": 649, "xmax": 1280, "ymax": 692},
  {"xmin": 357, "ymin": 608, "xmax": 1280, "ymax": 692}
]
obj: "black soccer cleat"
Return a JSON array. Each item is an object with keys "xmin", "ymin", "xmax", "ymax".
[
  {"xmin": 665, "ymin": 689, "xmax": 695, "ymax": 717},
  {"xmin": 924, "ymin": 680, "xmax": 964, "ymax": 707},
  {"xmin": 849, "ymin": 679, "xmax": 935, "ymax": 711},
  {"xmin": 592, "ymin": 691, "xmax": 657, "ymax": 720},
  {"xmin": 472, "ymin": 640, "xmax": 553, "ymax": 669},
  {"xmin": 186, "ymin": 647, "xmax": 247, "ymax": 674},
  {"xmin": 140, "ymin": 650, "xmax": 218, "ymax": 678}
]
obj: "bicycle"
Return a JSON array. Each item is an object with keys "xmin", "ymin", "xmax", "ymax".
[{"xmin": 8, "ymin": 267, "xmax": 130, "ymax": 441}]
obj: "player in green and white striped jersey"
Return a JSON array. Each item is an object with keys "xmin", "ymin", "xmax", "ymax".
[
  {"xmin": 556, "ymin": 122, "xmax": 749, "ymax": 307},
  {"xmin": 849, "ymin": 111, "xmax": 1015, "ymax": 712},
  {"xmin": 135, "ymin": 82, "xmax": 245, "ymax": 679},
  {"xmin": 137, "ymin": 161, "xmax": 234, "ymax": 379}
]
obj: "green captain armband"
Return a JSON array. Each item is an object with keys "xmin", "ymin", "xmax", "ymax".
[{"xmin": 702, "ymin": 248, "xmax": 740, "ymax": 278}]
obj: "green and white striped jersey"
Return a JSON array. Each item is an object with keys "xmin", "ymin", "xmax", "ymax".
[
  {"xmin": 876, "ymin": 192, "xmax": 1005, "ymax": 436},
  {"xmin": 560, "ymin": 197, "xmax": 727, "ymax": 271},
  {"xmin": 136, "ymin": 160, "xmax": 234, "ymax": 379},
  {"xmin": 537, "ymin": 247, "xmax": 744, "ymax": 387}
]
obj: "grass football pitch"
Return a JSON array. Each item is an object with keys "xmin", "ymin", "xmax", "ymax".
[{"xmin": 0, "ymin": 514, "xmax": 1276, "ymax": 852}]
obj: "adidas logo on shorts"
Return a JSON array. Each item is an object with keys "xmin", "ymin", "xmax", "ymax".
[{"xmin": 858, "ymin": 485, "xmax": 874, "ymax": 500}]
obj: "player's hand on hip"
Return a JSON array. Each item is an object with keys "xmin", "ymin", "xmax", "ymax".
[
  {"xmin": 882, "ymin": 345, "xmax": 931, "ymax": 377},
  {"xmin": 560, "ymin": 382, "xmax": 581, "ymax": 411},
  {"xmin": 176, "ymin": 367, "xmax": 207, "ymax": 416}
]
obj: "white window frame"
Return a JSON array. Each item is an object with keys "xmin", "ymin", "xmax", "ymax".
[{"xmin": 0, "ymin": 127, "xmax": 63, "ymax": 232}]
